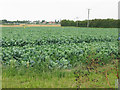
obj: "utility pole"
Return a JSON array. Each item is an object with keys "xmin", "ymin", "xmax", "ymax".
[
  {"xmin": 60, "ymin": 19, "xmax": 61, "ymax": 24},
  {"xmin": 87, "ymin": 9, "xmax": 91, "ymax": 27},
  {"xmin": 76, "ymin": 17, "xmax": 79, "ymax": 27}
]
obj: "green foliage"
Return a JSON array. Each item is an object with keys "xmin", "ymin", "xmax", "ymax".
[
  {"xmin": 2, "ymin": 27, "xmax": 118, "ymax": 72},
  {"xmin": 74, "ymin": 59, "xmax": 118, "ymax": 88},
  {"xmin": 1, "ymin": 20, "xmax": 30, "ymax": 24},
  {"xmin": 42, "ymin": 20, "xmax": 45, "ymax": 23},
  {"xmin": 61, "ymin": 19, "xmax": 119, "ymax": 28},
  {"xmin": 2, "ymin": 27, "xmax": 119, "ymax": 88},
  {"xmin": 61, "ymin": 20, "xmax": 76, "ymax": 26}
]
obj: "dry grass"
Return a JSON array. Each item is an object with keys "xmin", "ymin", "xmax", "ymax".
[{"xmin": 0, "ymin": 24, "xmax": 61, "ymax": 27}]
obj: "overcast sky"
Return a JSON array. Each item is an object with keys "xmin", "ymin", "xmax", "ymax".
[{"xmin": 0, "ymin": 0, "xmax": 119, "ymax": 21}]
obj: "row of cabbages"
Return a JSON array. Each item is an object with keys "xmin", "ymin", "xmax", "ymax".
[
  {"xmin": 2, "ymin": 42, "xmax": 118, "ymax": 70},
  {"xmin": 2, "ymin": 35, "xmax": 117, "ymax": 47}
]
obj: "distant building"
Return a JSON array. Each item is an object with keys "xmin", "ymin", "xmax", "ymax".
[
  {"xmin": 48, "ymin": 21, "xmax": 55, "ymax": 24},
  {"xmin": 52, "ymin": 22, "xmax": 55, "ymax": 24},
  {"xmin": 33, "ymin": 21, "xmax": 37, "ymax": 24},
  {"xmin": 49, "ymin": 21, "xmax": 52, "ymax": 24},
  {"xmin": 43, "ymin": 22, "xmax": 47, "ymax": 24}
]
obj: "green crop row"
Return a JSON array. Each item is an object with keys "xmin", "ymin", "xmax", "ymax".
[
  {"xmin": 2, "ymin": 27, "xmax": 119, "ymax": 71},
  {"xmin": 2, "ymin": 35, "xmax": 117, "ymax": 47}
]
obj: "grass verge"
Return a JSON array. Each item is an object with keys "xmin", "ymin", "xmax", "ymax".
[{"xmin": 2, "ymin": 60, "xmax": 118, "ymax": 88}]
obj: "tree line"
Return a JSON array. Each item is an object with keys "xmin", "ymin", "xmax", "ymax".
[
  {"xmin": 1, "ymin": 20, "xmax": 30, "ymax": 25},
  {"xmin": 0, "ymin": 19, "xmax": 60, "ymax": 25},
  {"xmin": 61, "ymin": 19, "xmax": 120, "ymax": 28}
]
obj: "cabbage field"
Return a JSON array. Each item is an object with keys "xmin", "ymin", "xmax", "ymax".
[{"xmin": 2, "ymin": 27, "xmax": 119, "ymax": 71}]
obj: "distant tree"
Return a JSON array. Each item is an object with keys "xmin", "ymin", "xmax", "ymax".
[
  {"xmin": 2, "ymin": 19, "xmax": 8, "ymax": 24},
  {"xmin": 0, "ymin": 20, "xmax": 2, "ymax": 24},
  {"xmin": 42, "ymin": 20, "xmax": 45, "ymax": 23},
  {"xmin": 61, "ymin": 19, "xmax": 118, "ymax": 28},
  {"xmin": 55, "ymin": 20, "xmax": 57, "ymax": 23}
]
